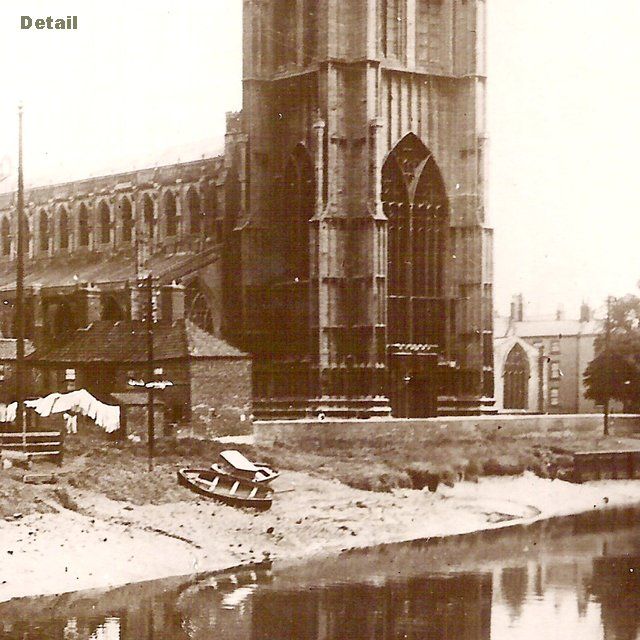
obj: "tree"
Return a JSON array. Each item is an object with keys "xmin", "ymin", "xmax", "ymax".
[{"xmin": 584, "ymin": 294, "xmax": 640, "ymax": 412}]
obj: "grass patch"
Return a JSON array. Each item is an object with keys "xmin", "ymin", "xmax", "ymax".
[{"xmin": 256, "ymin": 430, "xmax": 640, "ymax": 494}]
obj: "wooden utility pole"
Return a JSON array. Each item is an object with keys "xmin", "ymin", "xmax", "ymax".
[
  {"xmin": 538, "ymin": 345, "xmax": 545, "ymax": 413},
  {"xmin": 146, "ymin": 273, "xmax": 155, "ymax": 471},
  {"xmin": 16, "ymin": 105, "xmax": 25, "ymax": 448},
  {"xmin": 603, "ymin": 295, "xmax": 613, "ymax": 436}
]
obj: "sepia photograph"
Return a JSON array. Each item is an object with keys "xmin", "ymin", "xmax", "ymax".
[{"xmin": 0, "ymin": 0, "xmax": 639, "ymax": 638}]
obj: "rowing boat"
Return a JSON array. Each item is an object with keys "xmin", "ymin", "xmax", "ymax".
[{"xmin": 177, "ymin": 467, "xmax": 274, "ymax": 509}]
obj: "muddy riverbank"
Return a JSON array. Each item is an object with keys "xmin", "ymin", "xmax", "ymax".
[{"xmin": 2, "ymin": 469, "xmax": 640, "ymax": 603}]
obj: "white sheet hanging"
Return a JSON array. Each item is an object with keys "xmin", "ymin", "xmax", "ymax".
[{"xmin": 21, "ymin": 389, "xmax": 120, "ymax": 433}]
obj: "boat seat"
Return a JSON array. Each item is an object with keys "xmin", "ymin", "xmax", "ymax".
[{"xmin": 220, "ymin": 449, "xmax": 269, "ymax": 473}]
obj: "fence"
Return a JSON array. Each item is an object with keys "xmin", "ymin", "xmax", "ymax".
[{"xmin": 0, "ymin": 430, "xmax": 64, "ymax": 464}]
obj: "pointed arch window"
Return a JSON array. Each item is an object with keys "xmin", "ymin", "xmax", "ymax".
[
  {"xmin": 382, "ymin": 133, "xmax": 449, "ymax": 347},
  {"xmin": 187, "ymin": 187, "xmax": 201, "ymax": 235},
  {"xmin": 39, "ymin": 210, "xmax": 49, "ymax": 252},
  {"xmin": 1, "ymin": 217, "xmax": 10, "ymax": 256},
  {"xmin": 26, "ymin": 215, "xmax": 32, "ymax": 258},
  {"xmin": 143, "ymin": 194, "xmax": 154, "ymax": 240},
  {"xmin": 120, "ymin": 197, "xmax": 133, "ymax": 243},
  {"xmin": 274, "ymin": 0, "xmax": 296, "ymax": 67},
  {"xmin": 282, "ymin": 144, "xmax": 314, "ymax": 280},
  {"xmin": 203, "ymin": 183, "xmax": 217, "ymax": 239},
  {"xmin": 78, "ymin": 203, "xmax": 90, "ymax": 246},
  {"xmin": 303, "ymin": 0, "xmax": 318, "ymax": 64},
  {"xmin": 186, "ymin": 280, "xmax": 214, "ymax": 334},
  {"xmin": 59, "ymin": 206, "xmax": 69, "ymax": 250},
  {"xmin": 381, "ymin": 0, "xmax": 407, "ymax": 59},
  {"xmin": 164, "ymin": 191, "xmax": 177, "ymax": 237},
  {"xmin": 504, "ymin": 343, "xmax": 530, "ymax": 410},
  {"xmin": 99, "ymin": 201, "xmax": 111, "ymax": 244}
]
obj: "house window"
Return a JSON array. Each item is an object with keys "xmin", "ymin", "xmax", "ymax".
[
  {"xmin": 0, "ymin": 364, "xmax": 5, "ymax": 382},
  {"xmin": 551, "ymin": 339, "xmax": 560, "ymax": 354},
  {"xmin": 65, "ymin": 368, "xmax": 76, "ymax": 391},
  {"xmin": 550, "ymin": 362, "xmax": 561, "ymax": 379},
  {"xmin": 550, "ymin": 388, "xmax": 559, "ymax": 406}
]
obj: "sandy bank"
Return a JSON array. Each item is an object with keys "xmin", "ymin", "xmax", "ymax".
[{"xmin": 1, "ymin": 472, "xmax": 640, "ymax": 603}]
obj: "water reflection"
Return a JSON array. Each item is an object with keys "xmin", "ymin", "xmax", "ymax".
[
  {"xmin": 250, "ymin": 573, "xmax": 492, "ymax": 640},
  {"xmin": 590, "ymin": 556, "xmax": 640, "ymax": 640},
  {"xmin": 1, "ymin": 507, "xmax": 640, "ymax": 639}
]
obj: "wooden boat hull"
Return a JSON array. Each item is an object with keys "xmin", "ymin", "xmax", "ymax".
[{"xmin": 177, "ymin": 468, "xmax": 273, "ymax": 510}]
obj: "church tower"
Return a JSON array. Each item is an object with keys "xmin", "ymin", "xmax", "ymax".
[{"xmin": 237, "ymin": 0, "xmax": 493, "ymax": 417}]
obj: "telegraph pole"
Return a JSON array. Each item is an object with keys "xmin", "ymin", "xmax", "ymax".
[
  {"xmin": 16, "ymin": 105, "xmax": 25, "ymax": 448},
  {"xmin": 146, "ymin": 272, "xmax": 155, "ymax": 471},
  {"xmin": 603, "ymin": 295, "xmax": 613, "ymax": 436}
]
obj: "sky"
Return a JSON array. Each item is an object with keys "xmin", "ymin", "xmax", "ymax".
[{"xmin": 0, "ymin": 0, "xmax": 638, "ymax": 319}]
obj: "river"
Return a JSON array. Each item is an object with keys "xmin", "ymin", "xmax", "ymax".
[{"xmin": 1, "ymin": 506, "xmax": 639, "ymax": 639}]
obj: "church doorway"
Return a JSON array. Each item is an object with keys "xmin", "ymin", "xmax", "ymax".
[{"xmin": 382, "ymin": 133, "xmax": 449, "ymax": 417}]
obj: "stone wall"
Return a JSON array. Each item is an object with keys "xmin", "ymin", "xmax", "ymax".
[
  {"xmin": 189, "ymin": 358, "xmax": 252, "ymax": 436},
  {"xmin": 254, "ymin": 414, "xmax": 640, "ymax": 450}
]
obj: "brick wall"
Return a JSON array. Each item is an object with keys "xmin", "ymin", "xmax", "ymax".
[
  {"xmin": 121, "ymin": 405, "xmax": 167, "ymax": 440},
  {"xmin": 189, "ymin": 358, "xmax": 251, "ymax": 436}
]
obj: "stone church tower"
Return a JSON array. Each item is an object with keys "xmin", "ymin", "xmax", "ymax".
[{"xmin": 235, "ymin": 0, "xmax": 493, "ymax": 418}]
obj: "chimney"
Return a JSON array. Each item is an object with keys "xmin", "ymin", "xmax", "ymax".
[
  {"xmin": 78, "ymin": 284, "xmax": 102, "ymax": 326},
  {"xmin": 580, "ymin": 302, "xmax": 592, "ymax": 323},
  {"xmin": 160, "ymin": 282, "xmax": 185, "ymax": 322},
  {"xmin": 130, "ymin": 280, "xmax": 159, "ymax": 321},
  {"xmin": 510, "ymin": 294, "xmax": 524, "ymax": 322}
]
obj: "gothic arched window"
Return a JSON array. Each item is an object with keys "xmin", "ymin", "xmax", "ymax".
[
  {"xmin": 1, "ymin": 217, "xmax": 10, "ymax": 256},
  {"xmin": 282, "ymin": 144, "xmax": 314, "ymax": 280},
  {"xmin": 143, "ymin": 194, "xmax": 154, "ymax": 239},
  {"xmin": 120, "ymin": 197, "xmax": 133, "ymax": 243},
  {"xmin": 203, "ymin": 183, "xmax": 217, "ymax": 239},
  {"xmin": 303, "ymin": 0, "xmax": 318, "ymax": 64},
  {"xmin": 274, "ymin": 0, "xmax": 296, "ymax": 67},
  {"xmin": 186, "ymin": 280, "xmax": 215, "ymax": 334},
  {"xmin": 39, "ymin": 210, "xmax": 49, "ymax": 252},
  {"xmin": 99, "ymin": 201, "xmax": 111, "ymax": 244},
  {"xmin": 504, "ymin": 344, "xmax": 530, "ymax": 410},
  {"xmin": 78, "ymin": 203, "xmax": 89, "ymax": 246},
  {"xmin": 382, "ymin": 133, "xmax": 449, "ymax": 347},
  {"xmin": 59, "ymin": 206, "xmax": 69, "ymax": 250},
  {"xmin": 381, "ymin": 0, "xmax": 406, "ymax": 59},
  {"xmin": 187, "ymin": 187, "xmax": 201, "ymax": 235},
  {"xmin": 164, "ymin": 191, "xmax": 177, "ymax": 237}
]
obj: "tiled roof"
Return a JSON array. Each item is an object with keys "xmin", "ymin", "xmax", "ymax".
[
  {"xmin": 111, "ymin": 392, "xmax": 165, "ymax": 406},
  {"xmin": 0, "ymin": 338, "xmax": 35, "ymax": 360},
  {"xmin": 511, "ymin": 319, "xmax": 602, "ymax": 338},
  {"xmin": 0, "ymin": 248, "xmax": 219, "ymax": 293},
  {"xmin": 186, "ymin": 320, "xmax": 247, "ymax": 358},
  {"xmin": 27, "ymin": 319, "xmax": 247, "ymax": 363}
]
